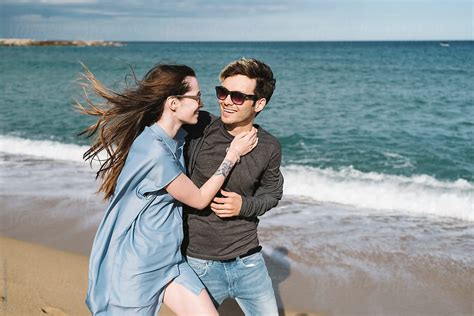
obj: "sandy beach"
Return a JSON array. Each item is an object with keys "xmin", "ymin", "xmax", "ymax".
[
  {"xmin": 1, "ymin": 237, "xmax": 90, "ymax": 316},
  {"xmin": 0, "ymin": 236, "xmax": 322, "ymax": 316}
]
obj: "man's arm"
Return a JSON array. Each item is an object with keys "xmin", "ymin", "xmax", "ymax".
[{"xmin": 211, "ymin": 143, "xmax": 283, "ymax": 218}]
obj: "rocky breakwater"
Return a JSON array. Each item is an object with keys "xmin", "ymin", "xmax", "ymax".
[{"xmin": 0, "ymin": 38, "xmax": 123, "ymax": 46}]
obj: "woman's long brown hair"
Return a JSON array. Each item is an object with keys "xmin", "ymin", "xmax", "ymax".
[{"xmin": 76, "ymin": 63, "xmax": 195, "ymax": 200}]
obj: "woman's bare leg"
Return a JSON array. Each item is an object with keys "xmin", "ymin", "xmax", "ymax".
[{"xmin": 163, "ymin": 280, "xmax": 218, "ymax": 316}]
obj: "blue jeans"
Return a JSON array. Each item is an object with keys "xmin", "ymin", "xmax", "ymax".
[{"xmin": 186, "ymin": 252, "xmax": 278, "ymax": 316}]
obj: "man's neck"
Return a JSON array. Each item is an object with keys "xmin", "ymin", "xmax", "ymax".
[{"xmin": 224, "ymin": 121, "xmax": 254, "ymax": 136}]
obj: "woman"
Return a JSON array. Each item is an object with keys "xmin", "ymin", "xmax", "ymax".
[{"xmin": 77, "ymin": 63, "xmax": 258, "ymax": 316}]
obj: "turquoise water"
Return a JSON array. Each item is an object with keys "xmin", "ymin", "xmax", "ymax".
[
  {"xmin": 1, "ymin": 41, "xmax": 472, "ymax": 181},
  {"xmin": 1, "ymin": 41, "xmax": 473, "ymax": 219}
]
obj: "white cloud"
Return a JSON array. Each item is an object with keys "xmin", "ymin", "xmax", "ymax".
[
  {"xmin": 2, "ymin": 0, "xmax": 98, "ymax": 3},
  {"xmin": 16, "ymin": 14, "xmax": 43, "ymax": 21},
  {"xmin": 40, "ymin": 0, "xmax": 97, "ymax": 3}
]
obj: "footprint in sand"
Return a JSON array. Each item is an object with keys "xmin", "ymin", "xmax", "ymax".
[{"xmin": 41, "ymin": 306, "xmax": 68, "ymax": 315}]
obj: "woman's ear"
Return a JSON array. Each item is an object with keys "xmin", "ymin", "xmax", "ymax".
[
  {"xmin": 170, "ymin": 101, "xmax": 177, "ymax": 111},
  {"xmin": 166, "ymin": 96, "xmax": 178, "ymax": 111}
]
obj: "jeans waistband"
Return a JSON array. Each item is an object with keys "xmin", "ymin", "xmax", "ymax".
[{"xmin": 218, "ymin": 246, "xmax": 262, "ymax": 263}]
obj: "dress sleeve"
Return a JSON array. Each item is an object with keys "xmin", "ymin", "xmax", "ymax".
[{"xmin": 137, "ymin": 140, "xmax": 183, "ymax": 196}]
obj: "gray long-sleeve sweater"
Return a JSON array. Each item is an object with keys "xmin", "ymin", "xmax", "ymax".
[{"xmin": 182, "ymin": 111, "xmax": 284, "ymax": 260}]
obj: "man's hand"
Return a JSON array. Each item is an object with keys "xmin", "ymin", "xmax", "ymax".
[{"xmin": 210, "ymin": 190, "xmax": 242, "ymax": 218}]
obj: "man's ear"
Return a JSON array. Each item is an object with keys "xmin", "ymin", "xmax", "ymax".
[{"xmin": 254, "ymin": 98, "xmax": 267, "ymax": 113}]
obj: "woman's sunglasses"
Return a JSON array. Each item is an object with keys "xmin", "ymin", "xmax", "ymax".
[
  {"xmin": 175, "ymin": 92, "xmax": 202, "ymax": 105},
  {"xmin": 215, "ymin": 86, "xmax": 257, "ymax": 105}
]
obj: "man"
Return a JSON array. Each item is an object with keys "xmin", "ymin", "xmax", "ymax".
[{"xmin": 183, "ymin": 58, "xmax": 283, "ymax": 315}]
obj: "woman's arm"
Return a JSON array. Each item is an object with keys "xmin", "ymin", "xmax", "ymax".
[{"xmin": 166, "ymin": 129, "xmax": 258, "ymax": 210}]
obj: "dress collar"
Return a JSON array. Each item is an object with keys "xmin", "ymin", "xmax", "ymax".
[{"xmin": 148, "ymin": 123, "xmax": 187, "ymax": 153}]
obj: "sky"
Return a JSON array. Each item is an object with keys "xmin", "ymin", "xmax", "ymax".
[{"xmin": 1, "ymin": 0, "xmax": 472, "ymax": 41}]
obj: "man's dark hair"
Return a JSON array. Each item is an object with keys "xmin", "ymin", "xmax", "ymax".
[{"xmin": 219, "ymin": 58, "xmax": 276, "ymax": 103}]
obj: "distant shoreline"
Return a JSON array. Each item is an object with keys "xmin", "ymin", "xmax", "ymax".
[
  {"xmin": 0, "ymin": 38, "xmax": 123, "ymax": 47},
  {"xmin": 1, "ymin": 39, "xmax": 472, "ymax": 46}
]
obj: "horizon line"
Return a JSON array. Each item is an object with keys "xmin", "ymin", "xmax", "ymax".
[{"xmin": 1, "ymin": 38, "xmax": 473, "ymax": 43}]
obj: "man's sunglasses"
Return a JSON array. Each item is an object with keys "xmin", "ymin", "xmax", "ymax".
[{"xmin": 215, "ymin": 86, "xmax": 257, "ymax": 105}]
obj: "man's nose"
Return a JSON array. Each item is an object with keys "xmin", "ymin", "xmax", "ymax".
[{"xmin": 223, "ymin": 94, "xmax": 233, "ymax": 105}]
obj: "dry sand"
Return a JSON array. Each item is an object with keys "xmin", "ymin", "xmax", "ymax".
[{"xmin": 0, "ymin": 237, "xmax": 321, "ymax": 316}]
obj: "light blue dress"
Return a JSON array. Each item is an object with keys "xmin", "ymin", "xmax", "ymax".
[{"xmin": 86, "ymin": 124, "xmax": 204, "ymax": 315}]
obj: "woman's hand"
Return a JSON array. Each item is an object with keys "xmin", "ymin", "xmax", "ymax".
[{"xmin": 227, "ymin": 127, "xmax": 258, "ymax": 162}]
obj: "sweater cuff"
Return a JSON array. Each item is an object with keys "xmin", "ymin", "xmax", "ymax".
[{"xmin": 239, "ymin": 196, "xmax": 252, "ymax": 218}]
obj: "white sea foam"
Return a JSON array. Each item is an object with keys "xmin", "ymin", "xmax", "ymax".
[
  {"xmin": 1, "ymin": 136, "xmax": 472, "ymax": 221},
  {"xmin": 0, "ymin": 135, "xmax": 102, "ymax": 165},
  {"xmin": 282, "ymin": 165, "xmax": 474, "ymax": 222}
]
